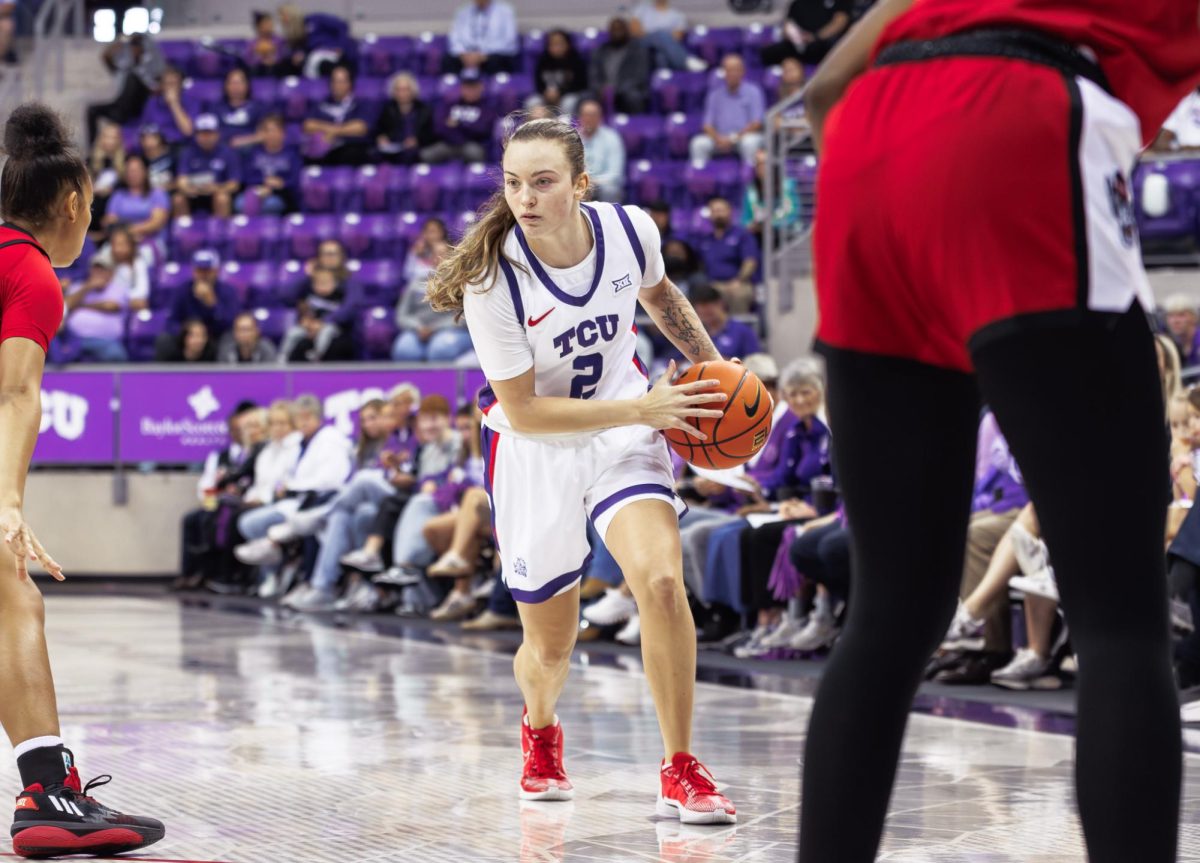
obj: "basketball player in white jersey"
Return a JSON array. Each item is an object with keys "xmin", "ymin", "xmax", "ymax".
[{"xmin": 427, "ymin": 115, "xmax": 738, "ymax": 824}]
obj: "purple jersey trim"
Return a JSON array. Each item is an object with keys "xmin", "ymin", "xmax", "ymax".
[
  {"xmin": 590, "ymin": 482, "xmax": 676, "ymax": 524},
  {"xmin": 506, "ymin": 553, "xmax": 593, "ymax": 604}
]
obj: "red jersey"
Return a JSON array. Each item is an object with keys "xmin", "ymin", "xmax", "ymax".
[
  {"xmin": 0, "ymin": 225, "xmax": 64, "ymax": 353},
  {"xmin": 876, "ymin": 0, "xmax": 1200, "ymax": 144}
]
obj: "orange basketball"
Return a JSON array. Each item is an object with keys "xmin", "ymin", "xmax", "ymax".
[{"xmin": 663, "ymin": 360, "xmax": 774, "ymax": 470}]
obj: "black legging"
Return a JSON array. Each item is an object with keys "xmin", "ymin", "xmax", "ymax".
[
  {"xmin": 800, "ymin": 307, "xmax": 1180, "ymax": 863},
  {"xmin": 788, "ymin": 520, "xmax": 850, "ymax": 603},
  {"xmin": 739, "ymin": 519, "xmax": 805, "ymax": 615}
]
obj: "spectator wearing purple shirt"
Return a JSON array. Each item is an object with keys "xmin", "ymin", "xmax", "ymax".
[
  {"xmin": 1165, "ymin": 293, "xmax": 1200, "ymax": 367},
  {"xmin": 238, "ymin": 114, "xmax": 302, "ymax": 214},
  {"xmin": 302, "ymin": 64, "xmax": 374, "ymax": 166},
  {"xmin": 695, "ymin": 196, "xmax": 759, "ymax": 313},
  {"xmin": 173, "ymin": 114, "xmax": 242, "ymax": 218},
  {"xmin": 62, "ymin": 258, "xmax": 131, "ymax": 363},
  {"xmin": 690, "ymin": 54, "xmax": 765, "ymax": 165},
  {"xmin": 690, "ymin": 283, "xmax": 761, "ymax": 358},
  {"xmin": 100, "ymin": 154, "xmax": 170, "ymax": 261},
  {"xmin": 212, "ymin": 67, "xmax": 264, "ymax": 149},
  {"xmin": 138, "ymin": 66, "xmax": 193, "ymax": 146},
  {"xmin": 155, "ymin": 249, "xmax": 241, "ymax": 360},
  {"xmin": 420, "ymin": 69, "xmax": 496, "ymax": 164}
]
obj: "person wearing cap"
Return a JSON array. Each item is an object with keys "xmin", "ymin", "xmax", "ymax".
[
  {"xmin": 1165, "ymin": 292, "xmax": 1200, "ymax": 367},
  {"xmin": 154, "ymin": 249, "xmax": 240, "ymax": 360},
  {"xmin": 420, "ymin": 69, "xmax": 496, "ymax": 164},
  {"xmin": 136, "ymin": 66, "xmax": 194, "ymax": 146},
  {"xmin": 174, "ymin": 113, "xmax": 242, "ymax": 218},
  {"xmin": 444, "ymin": 0, "xmax": 519, "ymax": 75},
  {"xmin": 239, "ymin": 114, "xmax": 302, "ymax": 214},
  {"xmin": 302, "ymin": 63, "xmax": 374, "ymax": 166}
]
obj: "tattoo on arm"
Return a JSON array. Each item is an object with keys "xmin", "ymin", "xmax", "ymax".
[{"xmin": 657, "ymin": 284, "xmax": 721, "ymax": 362}]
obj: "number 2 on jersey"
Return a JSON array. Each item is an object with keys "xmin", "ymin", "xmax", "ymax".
[{"xmin": 569, "ymin": 354, "xmax": 603, "ymax": 399}]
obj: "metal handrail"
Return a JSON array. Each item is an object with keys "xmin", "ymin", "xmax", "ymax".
[
  {"xmin": 31, "ymin": 0, "xmax": 83, "ymax": 101},
  {"xmin": 762, "ymin": 82, "xmax": 815, "ymax": 319}
]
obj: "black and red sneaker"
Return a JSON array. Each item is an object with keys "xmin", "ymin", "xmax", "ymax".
[{"xmin": 10, "ymin": 758, "xmax": 164, "ymax": 858}]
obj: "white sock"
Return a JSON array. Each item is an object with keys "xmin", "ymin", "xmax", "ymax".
[
  {"xmin": 813, "ymin": 592, "xmax": 833, "ymax": 622},
  {"xmin": 13, "ymin": 735, "xmax": 64, "ymax": 760}
]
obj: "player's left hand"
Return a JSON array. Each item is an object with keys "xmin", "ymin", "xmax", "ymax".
[{"xmin": 0, "ymin": 506, "xmax": 64, "ymax": 582}]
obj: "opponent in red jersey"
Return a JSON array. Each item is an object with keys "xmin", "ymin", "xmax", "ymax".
[
  {"xmin": 0, "ymin": 104, "xmax": 164, "ymax": 859},
  {"xmin": 797, "ymin": 2, "xmax": 1200, "ymax": 861}
]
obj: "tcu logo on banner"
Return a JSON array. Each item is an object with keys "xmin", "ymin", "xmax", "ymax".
[
  {"xmin": 324, "ymin": 388, "xmax": 386, "ymax": 436},
  {"xmin": 39, "ymin": 389, "xmax": 89, "ymax": 441},
  {"xmin": 552, "ymin": 314, "xmax": 620, "ymax": 358}
]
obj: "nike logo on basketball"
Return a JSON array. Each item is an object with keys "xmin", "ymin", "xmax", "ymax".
[
  {"xmin": 744, "ymin": 387, "xmax": 762, "ymax": 417},
  {"xmin": 527, "ymin": 308, "xmax": 555, "ymax": 327}
]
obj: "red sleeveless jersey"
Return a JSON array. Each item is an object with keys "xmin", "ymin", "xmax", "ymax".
[
  {"xmin": 0, "ymin": 225, "xmax": 64, "ymax": 353},
  {"xmin": 876, "ymin": 0, "xmax": 1200, "ymax": 144}
]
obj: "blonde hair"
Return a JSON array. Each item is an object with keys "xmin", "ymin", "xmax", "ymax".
[
  {"xmin": 90, "ymin": 121, "xmax": 126, "ymax": 176},
  {"xmin": 1157, "ymin": 332, "xmax": 1183, "ymax": 412},
  {"xmin": 278, "ymin": 4, "xmax": 306, "ymax": 46},
  {"xmin": 427, "ymin": 113, "xmax": 587, "ymax": 314}
]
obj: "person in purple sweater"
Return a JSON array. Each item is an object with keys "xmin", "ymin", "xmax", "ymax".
[
  {"xmin": 419, "ymin": 68, "xmax": 496, "ymax": 164},
  {"xmin": 237, "ymin": 114, "xmax": 302, "ymax": 214}
]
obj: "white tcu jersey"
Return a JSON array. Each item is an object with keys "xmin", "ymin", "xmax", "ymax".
[{"xmin": 465, "ymin": 202, "xmax": 664, "ymax": 439}]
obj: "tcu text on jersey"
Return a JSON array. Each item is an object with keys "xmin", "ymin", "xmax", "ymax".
[{"xmin": 552, "ymin": 314, "xmax": 620, "ymax": 358}]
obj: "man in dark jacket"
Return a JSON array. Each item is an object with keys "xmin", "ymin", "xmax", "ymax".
[{"xmin": 588, "ymin": 16, "xmax": 652, "ymax": 114}]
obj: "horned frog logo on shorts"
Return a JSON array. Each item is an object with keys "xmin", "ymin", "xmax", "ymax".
[
  {"xmin": 514, "ymin": 557, "xmax": 528, "ymax": 579},
  {"xmin": 1106, "ymin": 170, "xmax": 1137, "ymax": 249}
]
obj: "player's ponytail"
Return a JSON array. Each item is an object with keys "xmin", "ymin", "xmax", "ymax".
[
  {"xmin": 428, "ymin": 111, "xmax": 587, "ymax": 314},
  {"xmin": 0, "ymin": 103, "xmax": 89, "ymax": 229}
]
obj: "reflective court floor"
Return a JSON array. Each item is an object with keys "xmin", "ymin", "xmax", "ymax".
[{"xmin": 3, "ymin": 595, "xmax": 1199, "ymax": 863}]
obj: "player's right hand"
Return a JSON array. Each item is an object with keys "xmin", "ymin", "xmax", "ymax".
[
  {"xmin": 0, "ymin": 507, "xmax": 64, "ymax": 582},
  {"xmin": 638, "ymin": 360, "xmax": 727, "ymax": 440}
]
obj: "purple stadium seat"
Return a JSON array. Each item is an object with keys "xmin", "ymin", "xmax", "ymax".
[
  {"xmin": 416, "ymin": 32, "xmax": 448, "ymax": 76},
  {"xmin": 686, "ymin": 26, "xmax": 743, "ymax": 67},
  {"xmin": 447, "ymin": 210, "xmax": 480, "ymax": 242},
  {"xmin": 170, "ymin": 216, "xmax": 221, "ymax": 262},
  {"xmin": 652, "ymin": 70, "xmax": 708, "ymax": 114},
  {"xmin": 1135, "ymin": 161, "xmax": 1200, "ymax": 245},
  {"xmin": 361, "ymin": 34, "xmax": 414, "ymax": 77},
  {"xmin": 573, "ymin": 27, "xmax": 606, "ymax": 63},
  {"xmin": 522, "ymin": 29, "xmax": 547, "ymax": 69},
  {"xmin": 489, "ymin": 73, "xmax": 533, "ymax": 115},
  {"xmin": 182, "ymin": 78, "xmax": 222, "ymax": 115},
  {"xmin": 121, "ymin": 126, "xmax": 140, "ymax": 154},
  {"xmin": 252, "ymin": 307, "xmax": 293, "ymax": 343},
  {"xmin": 394, "ymin": 212, "xmax": 426, "ymax": 248},
  {"xmin": 219, "ymin": 261, "xmax": 254, "ymax": 306},
  {"xmin": 665, "ymin": 113, "xmax": 703, "ymax": 159},
  {"xmin": 357, "ymin": 76, "xmax": 388, "ymax": 104},
  {"xmin": 356, "ymin": 164, "xmax": 408, "ymax": 212},
  {"xmin": 276, "ymin": 260, "xmax": 308, "ymax": 301},
  {"xmin": 683, "ymin": 158, "xmax": 744, "ymax": 207},
  {"xmin": 410, "ymin": 163, "xmax": 463, "ymax": 212},
  {"xmin": 279, "ymin": 76, "xmax": 326, "ymax": 122},
  {"xmin": 612, "ymin": 114, "xmax": 664, "ymax": 160},
  {"xmin": 159, "ymin": 41, "xmax": 195, "ymax": 73},
  {"xmin": 228, "ymin": 215, "xmax": 281, "ymax": 262},
  {"xmin": 239, "ymin": 262, "xmax": 283, "ymax": 307},
  {"xmin": 741, "ymin": 23, "xmax": 780, "ymax": 68},
  {"xmin": 359, "ymin": 306, "xmax": 399, "ymax": 359},
  {"xmin": 126, "ymin": 310, "xmax": 170, "ymax": 361},
  {"xmin": 283, "ymin": 214, "xmax": 339, "ymax": 260},
  {"xmin": 460, "ymin": 162, "xmax": 498, "ymax": 211},
  {"xmin": 348, "ymin": 258, "xmax": 402, "ymax": 305},
  {"xmin": 190, "ymin": 38, "xmax": 236, "ymax": 78},
  {"xmin": 154, "ymin": 261, "xmax": 192, "ymax": 306},
  {"xmin": 628, "ymin": 159, "xmax": 684, "ymax": 205},
  {"xmin": 339, "ymin": 213, "xmax": 397, "ymax": 259},
  {"xmin": 249, "ymin": 77, "xmax": 280, "ymax": 110},
  {"xmin": 300, "ymin": 166, "xmax": 356, "ymax": 213}
]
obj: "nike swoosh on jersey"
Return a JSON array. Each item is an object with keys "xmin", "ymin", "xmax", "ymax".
[
  {"xmin": 744, "ymin": 385, "xmax": 762, "ymax": 418},
  {"xmin": 527, "ymin": 308, "xmax": 555, "ymax": 327}
]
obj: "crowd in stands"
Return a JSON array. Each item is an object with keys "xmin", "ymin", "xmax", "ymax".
[
  {"xmin": 130, "ymin": 4, "xmax": 1199, "ymax": 698},
  {"xmin": 61, "ymin": 0, "xmax": 839, "ymax": 367}
]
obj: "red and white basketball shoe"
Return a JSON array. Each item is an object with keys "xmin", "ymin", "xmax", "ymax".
[
  {"xmin": 520, "ymin": 711, "xmax": 574, "ymax": 801},
  {"xmin": 657, "ymin": 752, "xmax": 737, "ymax": 824}
]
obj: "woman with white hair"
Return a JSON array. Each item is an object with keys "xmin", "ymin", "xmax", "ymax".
[
  {"xmin": 374, "ymin": 72, "xmax": 434, "ymax": 164},
  {"xmin": 1163, "ymin": 292, "xmax": 1200, "ymax": 367}
]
